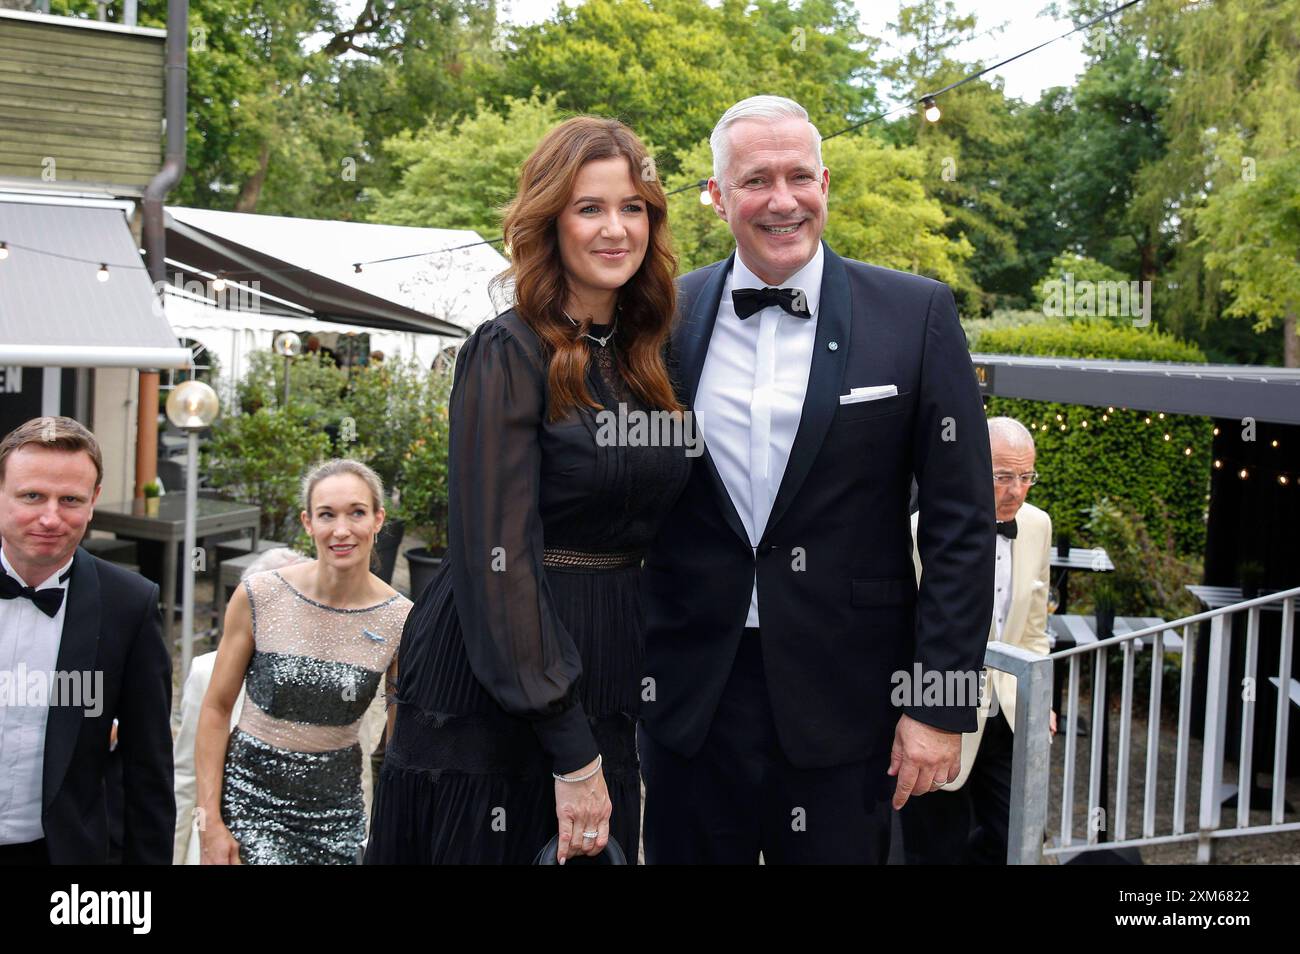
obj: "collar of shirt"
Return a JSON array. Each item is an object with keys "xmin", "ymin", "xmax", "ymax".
[
  {"xmin": 731, "ymin": 242, "xmax": 825, "ymax": 320},
  {"xmin": 0, "ymin": 542, "xmax": 75, "ymax": 592}
]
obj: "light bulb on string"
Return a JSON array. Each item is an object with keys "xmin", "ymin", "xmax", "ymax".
[
  {"xmin": 922, "ymin": 97, "xmax": 941, "ymax": 123},
  {"xmin": 211, "ymin": 271, "xmax": 227, "ymax": 293},
  {"xmin": 96, "ymin": 263, "xmax": 110, "ymax": 283},
  {"xmin": 1279, "ymin": 475, "xmax": 1290, "ymax": 486},
  {"xmin": 1238, "ymin": 468, "xmax": 1249, "ymax": 480},
  {"xmin": 1271, "ymin": 439, "xmax": 1279, "ymax": 448},
  {"xmin": 0, "ymin": 241, "xmax": 8, "ymax": 261}
]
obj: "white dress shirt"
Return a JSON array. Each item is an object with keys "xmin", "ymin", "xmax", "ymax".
[
  {"xmin": 0, "ymin": 545, "xmax": 75, "ymax": 844},
  {"xmin": 993, "ymin": 533, "xmax": 1013, "ymax": 641},
  {"xmin": 694, "ymin": 244, "xmax": 824, "ymax": 629}
]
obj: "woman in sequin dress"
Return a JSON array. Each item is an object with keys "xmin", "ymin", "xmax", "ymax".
[
  {"xmin": 196, "ymin": 459, "xmax": 413, "ymax": 864},
  {"xmin": 365, "ymin": 117, "xmax": 691, "ymax": 865}
]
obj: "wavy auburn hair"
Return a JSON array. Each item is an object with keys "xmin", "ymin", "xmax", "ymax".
[{"xmin": 492, "ymin": 116, "xmax": 681, "ymax": 422}]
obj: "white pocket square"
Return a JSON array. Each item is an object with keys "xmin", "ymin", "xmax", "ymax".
[{"xmin": 839, "ymin": 384, "xmax": 898, "ymax": 405}]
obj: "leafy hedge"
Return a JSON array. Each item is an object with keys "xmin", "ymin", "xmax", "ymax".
[{"xmin": 976, "ymin": 319, "xmax": 1213, "ymax": 555}]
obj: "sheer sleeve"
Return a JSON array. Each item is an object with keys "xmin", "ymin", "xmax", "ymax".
[{"xmin": 446, "ymin": 317, "xmax": 599, "ymax": 774}]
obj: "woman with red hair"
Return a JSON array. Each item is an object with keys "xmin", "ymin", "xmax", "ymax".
[{"xmin": 365, "ymin": 116, "xmax": 690, "ymax": 864}]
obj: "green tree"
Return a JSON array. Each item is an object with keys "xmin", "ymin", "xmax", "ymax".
[
  {"xmin": 365, "ymin": 93, "xmax": 565, "ymax": 239},
  {"xmin": 879, "ymin": 1, "xmax": 1027, "ymax": 314},
  {"xmin": 1134, "ymin": 0, "xmax": 1300, "ymax": 365},
  {"xmin": 492, "ymin": 0, "xmax": 880, "ymax": 178}
]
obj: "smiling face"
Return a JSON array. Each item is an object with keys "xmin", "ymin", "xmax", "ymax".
[
  {"xmin": 710, "ymin": 116, "xmax": 829, "ymax": 286},
  {"xmin": 0, "ymin": 445, "xmax": 101, "ymax": 585},
  {"xmin": 301, "ymin": 473, "xmax": 383, "ymax": 571},
  {"xmin": 555, "ymin": 155, "xmax": 650, "ymax": 316}
]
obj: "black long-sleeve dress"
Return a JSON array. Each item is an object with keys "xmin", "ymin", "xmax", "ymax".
[{"xmin": 364, "ymin": 309, "xmax": 691, "ymax": 864}]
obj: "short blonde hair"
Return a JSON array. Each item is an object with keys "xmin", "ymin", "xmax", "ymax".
[{"xmin": 300, "ymin": 458, "xmax": 385, "ymax": 514}]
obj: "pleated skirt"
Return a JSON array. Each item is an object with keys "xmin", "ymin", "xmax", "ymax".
[{"xmin": 364, "ymin": 558, "xmax": 642, "ymax": 864}]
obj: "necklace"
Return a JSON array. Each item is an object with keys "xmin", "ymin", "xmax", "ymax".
[{"xmin": 564, "ymin": 309, "xmax": 617, "ymax": 347}]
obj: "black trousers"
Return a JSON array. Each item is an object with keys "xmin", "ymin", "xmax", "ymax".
[
  {"xmin": 897, "ymin": 704, "xmax": 1015, "ymax": 865},
  {"xmin": 640, "ymin": 629, "xmax": 892, "ymax": 864}
]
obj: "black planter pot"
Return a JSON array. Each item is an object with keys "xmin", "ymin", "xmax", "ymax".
[
  {"xmin": 404, "ymin": 546, "xmax": 444, "ymax": 600},
  {"xmin": 373, "ymin": 518, "xmax": 405, "ymax": 584}
]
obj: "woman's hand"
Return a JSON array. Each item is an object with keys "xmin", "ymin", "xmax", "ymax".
[
  {"xmin": 199, "ymin": 818, "xmax": 242, "ymax": 865},
  {"xmin": 553, "ymin": 757, "xmax": 611, "ymax": 864}
]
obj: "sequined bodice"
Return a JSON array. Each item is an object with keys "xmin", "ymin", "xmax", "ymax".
[{"xmin": 238, "ymin": 570, "xmax": 411, "ymax": 752}]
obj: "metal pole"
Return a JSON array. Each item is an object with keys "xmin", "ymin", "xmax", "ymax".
[{"xmin": 181, "ymin": 429, "xmax": 198, "ymax": 681}]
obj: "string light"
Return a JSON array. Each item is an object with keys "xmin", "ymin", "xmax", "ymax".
[
  {"xmin": 923, "ymin": 97, "xmax": 941, "ymax": 122},
  {"xmin": 1271, "ymin": 439, "xmax": 1280, "ymax": 447},
  {"xmin": 1214, "ymin": 459, "xmax": 1223, "ymax": 468},
  {"xmin": 1184, "ymin": 447, "xmax": 1193, "ymax": 456},
  {"xmin": 211, "ymin": 271, "xmax": 227, "ymax": 292},
  {"xmin": 1163, "ymin": 433, "xmax": 1172, "ymax": 441},
  {"xmin": 1280, "ymin": 475, "xmax": 1290, "ymax": 486},
  {"xmin": 1213, "ymin": 427, "xmax": 1220, "ymax": 436},
  {"xmin": 96, "ymin": 263, "xmax": 110, "ymax": 282},
  {"xmin": 1158, "ymin": 412, "xmax": 1165, "ymax": 419},
  {"xmin": 1239, "ymin": 468, "xmax": 1249, "ymax": 480},
  {"xmin": 0, "ymin": 241, "xmax": 8, "ymax": 260},
  {"xmin": 1144, "ymin": 417, "xmax": 1152, "ymax": 424}
]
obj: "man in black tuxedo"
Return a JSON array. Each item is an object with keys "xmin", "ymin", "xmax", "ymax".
[
  {"xmin": 0, "ymin": 416, "xmax": 174, "ymax": 864},
  {"xmin": 639, "ymin": 96, "xmax": 995, "ymax": 863}
]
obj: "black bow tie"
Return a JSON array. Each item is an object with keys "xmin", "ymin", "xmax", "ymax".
[
  {"xmin": 996, "ymin": 520, "xmax": 1018, "ymax": 539},
  {"xmin": 732, "ymin": 286, "xmax": 811, "ymax": 320},
  {"xmin": 0, "ymin": 569, "xmax": 70, "ymax": 618}
]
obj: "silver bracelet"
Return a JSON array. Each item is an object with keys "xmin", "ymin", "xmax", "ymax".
[{"xmin": 552, "ymin": 753, "xmax": 602, "ymax": 783}]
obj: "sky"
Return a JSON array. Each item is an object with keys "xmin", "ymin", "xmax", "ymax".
[{"xmin": 495, "ymin": 0, "xmax": 1089, "ymax": 104}]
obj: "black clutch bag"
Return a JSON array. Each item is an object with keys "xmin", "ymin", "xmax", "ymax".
[{"xmin": 532, "ymin": 834, "xmax": 628, "ymax": 865}]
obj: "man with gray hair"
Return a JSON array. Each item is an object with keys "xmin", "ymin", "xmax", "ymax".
[
  {"xmin": 899, "ymin": 416, "xmax": 1055, "ymax": 864},
  {"xmin": 640, "ymin": 95, "xmax": 995, "ymax": 863}
]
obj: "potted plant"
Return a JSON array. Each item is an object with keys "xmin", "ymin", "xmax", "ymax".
[
  {"xmin": 1239, "ymin": 560, "xmax": 1266, "ymax": 600},
  {"xmin": 395, "ymin": 398, "xmax": 450, "ymax": 600},
  {"xmin": 142, "ymin": 479, "xmax": 161, "ymax": 516}
]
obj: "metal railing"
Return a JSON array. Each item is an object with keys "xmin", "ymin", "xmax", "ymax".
[{"xmin": 990, "ymin": 585, "xmax": 1299, "ymax": 864}]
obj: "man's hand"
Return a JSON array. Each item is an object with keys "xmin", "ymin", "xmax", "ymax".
[{"xmin": 887, "ymin": 713, "xmax": 962, "ymax": 810}]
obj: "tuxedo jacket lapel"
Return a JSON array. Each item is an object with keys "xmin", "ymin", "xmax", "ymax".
[
  {"xmin": 763, "ymin": 242, "xmax": 852, "ymax": 538},
  {"xmin": 677, "ymin": 253, "xmax": 750, "ymax": 547},
  {"xmin": 43, "ymin": 547, "xmax": 100, "ymax": 809}
]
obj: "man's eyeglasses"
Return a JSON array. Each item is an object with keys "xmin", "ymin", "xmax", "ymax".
[{"xmin": 993, "ymin": 472, "xmax": 1039, "ymax": 486}]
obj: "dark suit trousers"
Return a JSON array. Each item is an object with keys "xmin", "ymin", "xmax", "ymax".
[
  {"xmin": 897, "ymin": 705, "xmax": 1015, "ymax": 865},
  {"xmin": 640, "ymin": 629, "xmax": 892, "ymax": 864}
]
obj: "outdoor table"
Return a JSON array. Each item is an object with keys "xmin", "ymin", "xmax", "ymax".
[
  {"xmin": 89, "ymin": 497, "xmax": 260, "ymax": 651},
  {"xmin": 1186, "ymin": 584, "xmax": 1286, "ymax": 611},
  {"xmin": 1049, "ymin": 545, "xmax": 1114, "ymax": 614}
]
